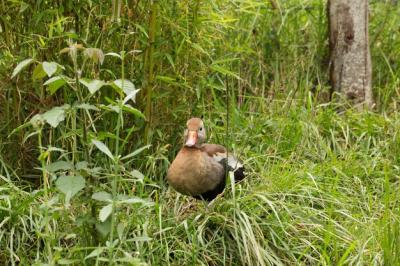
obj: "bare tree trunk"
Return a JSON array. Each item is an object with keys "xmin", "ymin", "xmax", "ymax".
[{"xmin": 328, "ymin": 0, "xmax": 373, "ymax": 109}]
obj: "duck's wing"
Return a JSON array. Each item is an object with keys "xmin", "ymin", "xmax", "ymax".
[{"xmin": 201, "ymin": 144, "xmax": 245, "ymax": 182}]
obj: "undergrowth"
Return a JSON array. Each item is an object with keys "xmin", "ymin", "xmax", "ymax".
[{"xmin": 1, "ymin": 0, "xmax": 400, "ymax": 265}]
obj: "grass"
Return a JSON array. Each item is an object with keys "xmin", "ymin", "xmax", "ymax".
[
  {"xmin": 1, "ymin": 0, "xmax": 400, "ymax": 265},
  {"xmin": 1, "ymin": 102, "xmax": 400, "ymax": 265}
]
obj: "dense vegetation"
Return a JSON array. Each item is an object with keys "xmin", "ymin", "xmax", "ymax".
[{"xmin": 1, "ymin": 0, "xmax": 399, "ymax": 264}]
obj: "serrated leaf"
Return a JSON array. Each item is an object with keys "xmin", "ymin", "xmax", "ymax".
[
  {"xmin": 79, "ymin": 79, "xmax": 105, "ymax": 94},
  {"xmin": 85, "ymin": 247, "xmax": 104, "ymax": 260},
  {"xmin": 42, "ymin": 105, "xmax": 69, "ymax": 128},
  {"xmin": 11, "ymin": 58, "xmax": 34, "ymax": 78},
  {"xmin": 45, "ymin": 161, "xmax": 74, "ymax": 172},
  {"xmin": 92, "ymin": 191, "xmax": 112, "ymax": 202},
  {"xmin": 44, "ymin": 76, "xmax": 66, "ymax": 95},
  {"xmin": 42, "ymin": 61, "xmax": 58, "ymax": 77},
  {"xmin": 99, "ymin": 204, "xmax": 113, "ymax": 222},
  {"xmin": 91, "ymin": 139, "xmax": 114, "ymax": 160},
  {"xmin": 56, "ymin": 175, "xmax": 85, "ymax": 204}
]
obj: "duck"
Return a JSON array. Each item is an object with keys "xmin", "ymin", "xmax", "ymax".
[{"xmin": 167, "ymin": 117, "xmax": 245, "ymax": 201}]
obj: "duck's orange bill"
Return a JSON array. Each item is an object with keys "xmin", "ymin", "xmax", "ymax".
[{"xmin": 185, "ymin": 131, "xmax": 198, "ymax": 147}]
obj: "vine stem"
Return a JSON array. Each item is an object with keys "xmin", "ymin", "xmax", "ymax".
[{"xmin": 38, "ymin": 128, "xmax": 53, "ymax": 264}]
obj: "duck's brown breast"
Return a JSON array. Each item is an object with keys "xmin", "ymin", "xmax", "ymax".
[{"xmin": 167, "ymin": 147, "xmax": 225, "ymax": 196}]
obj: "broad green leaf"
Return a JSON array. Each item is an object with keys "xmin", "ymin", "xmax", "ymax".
[
  {"xmin": 99, "ymin": 204, "xmax": 113, "ymax": 222},
  {"xmin": 85, "ymin": 247, "xmax": 104, "ymax": 260},
  {"xmin": 44, "ymin": 76, "xmax": 66, "ymax": 95},
  {"xmin": 11, "ymin": 58, "xmax": 34, "ymax": 78},
  {"xmin": 95, "ymin": 219, "xmax": 111, "ymax": 237},
  {"xmin": 42, "ymin": 61, "xmax": 58, "ymax": 77},
  {"xmin": 79, "ymin": 78, "xmax": 105, "ymax": 94},
  {"xmin": 113, "ymin": 79, "xmax": 138, "ymax": 102},
  {"xmin": 92, "ymin": 191, "xmax": 112, "ymax": 202},
  {"xmin": 56, "ymin": 175, "xmax": 85, "ymax": 204},
  {"xmin": 42, "ymin": 105, "xmax": 70, "ymax": 128},
  {"xmin": 32, "ymin": 63, "xmax": 47, "ymax": 80},
  {"xmin": 45, "ymin": 161, "xmax": 74, "ymax": 172},
  {"xmin": 91, "ymin": 139, "xmax": 114, "ymax": 160}
]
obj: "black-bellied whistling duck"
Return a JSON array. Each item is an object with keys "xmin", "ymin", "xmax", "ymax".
[{"xmin": 167, "ymin": 117, "xmax": 245, "ymax": 201}]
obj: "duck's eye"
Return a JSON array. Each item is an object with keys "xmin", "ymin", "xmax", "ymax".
[{"xmin": 199, "ymin": 127, "xmax": 203, "ymax": 131}]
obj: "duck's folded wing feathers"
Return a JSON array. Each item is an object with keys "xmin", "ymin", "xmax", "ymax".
[{"xmin": 201, "ymin": 144, "xmax": 245, "ymax": 182}]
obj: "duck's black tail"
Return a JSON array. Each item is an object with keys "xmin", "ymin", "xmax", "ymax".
[{"xmin": 224, "ymin": 155, "xmax": 245, "ymax": 182}]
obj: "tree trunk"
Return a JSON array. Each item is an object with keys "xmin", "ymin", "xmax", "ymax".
[{"xmin": 328, "ymin": 0, "xmax": 373, "ymax": 109}]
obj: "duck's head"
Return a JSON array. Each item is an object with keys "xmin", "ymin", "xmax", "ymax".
[{"xmin": 184, "ymin": 117, "xmax": 206, "ymax": 147}]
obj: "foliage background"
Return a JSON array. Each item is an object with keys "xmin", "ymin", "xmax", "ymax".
[{"xmin": 0, "ymin": 0, "xmax": 400, "ymax": 265}]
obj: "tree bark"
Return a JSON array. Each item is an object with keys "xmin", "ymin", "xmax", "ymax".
[{"xmin": 328, "ymin": 0, "xmax": 373, "ymax": 109}]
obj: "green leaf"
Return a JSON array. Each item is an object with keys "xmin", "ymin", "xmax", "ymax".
[
  {"xmin": 210, "ymin": 64, "xmax": 241, "ymax": 80},
  {"xmin": 95, "ymin": 220, "xmax": 111, "ymax": 237},
  {"xmin": 113, "ymin": 79, "xmax": 138, "ymax": 102},
  {"xmin": 92, "ymin": 191, "xmax": 112, "ymax": 202},
  {"xmin": 45, "ymin": 161, "xmax": 74, "ymax": 172},
  {"xmin": 79, "ymin": 78, "xmax": 106, "ymax": 94},
  {"xmin": 42, "ymin": 105, "xmax": 70, "ymax": 128},
  {"xmin": 121, "ymin": 104, "xmax": 145, "ymax": 118},
  {"xmin": 32, "ymin": 63, "xmax": 47, "ymax": 80},
  {"xmin": 75, "ymin": 161, "xmax": 88, "ymax": 170},
  {"xmin": 57, "ymin": 258, "xmax": 81, "ymax": 265},
  {"xmin": 121, "ymin": 145, "xmax": 151, "ymax": 160},
  {"xmin": 129, "ymin": 170, "xmax": 144, "ymax": 181},
  {"xmin": 44, "ymin": 76, "xmax": 67, "ymax": 95},
  {"xmin": 99, "ymin": 204, "xmax": 113, "ymax": 222},
  {"xmin": 85, "ymin": 247, "xmax": 105, "ymax": 260},
  {"xmin": 56, "ymin": 175, "xmax": 85, "ymax": 204},
  {"xmin": 42, "ymin": 61, "xmax": 58, "ymax": 77},
  {"xmin": 91, "ymin": 139, "xmax": 114, "ymax": 160},
  {"xmin": 118, "ymin": 197, "xmax": 152, "ymax": 205},
  {"xmin": 75, "ymin": 103, "xmax": 100, "ymax": 111},
  {"xmin": 11, "ymin": 58, "xmax": 34, "ymax": 78},
  {"xmin": 105, "ymin": 52, "xmax": 122, "ymax": 59}
]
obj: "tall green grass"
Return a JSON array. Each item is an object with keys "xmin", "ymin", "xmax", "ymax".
[{"xmin": 1, "ymin": 0, "xmax": 400, "ymax": 265}]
